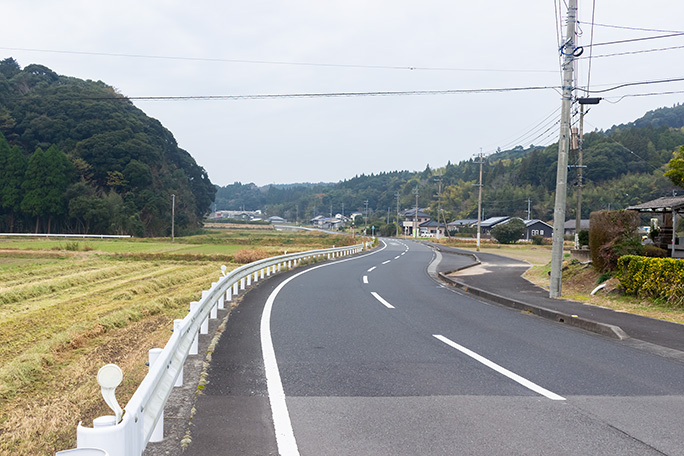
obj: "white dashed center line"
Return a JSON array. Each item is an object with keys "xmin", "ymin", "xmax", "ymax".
[
  {"xmin": 433, "ymin": 335, "xmax": 565, "ymax": 401},
  {"xmin": 382, "ymin": 260, "xmax": 391, "ymax": 265},
  {"xmin": 368, "ymin": 266, "xmax": 376, "ymax": 272},
  {"xmin": 363, "ymin": 276, "xmax": 368, "ymax": 284},
  {"xmin": 371, "ymin": 292, "xmax": 395, "ymax": 309}
]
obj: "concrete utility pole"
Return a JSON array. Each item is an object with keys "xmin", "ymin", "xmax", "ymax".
[
  {"xmin": 395, "ymin": 191, "xmax": 400, "ymax": 237},
  {"xmin": 435, "ymin": 174, "xmax": 443, "ymax": 240},
  {"xmin": 476, "ymin": 150, "xmax": 484, "ymax": 251},
  {"xmin": 364, "ymin": 199, "xmax": 369, "ymax": 235},
  {"xmin": 575, "ymin": 104, "xmax": 585, "ymax": 248},
  {"xmin": 413, "ymin": 186, "xmax": 420, "ymax": 239},
  {"xmin": 550, "ymin": 0, "xmax": 578, "ymax": 298},
  {"xmin": 527, "ymin": 197, "xmax": 532, "ymax": 221}
]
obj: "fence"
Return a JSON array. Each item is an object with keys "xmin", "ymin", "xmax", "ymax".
[{"xmin": 57, "ymin": 242, "xmax": 370, "ymax": 456}]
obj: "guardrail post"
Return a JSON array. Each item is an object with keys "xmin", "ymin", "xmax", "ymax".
[
  {"xmin": 173, "ymin": 320, "xmax": 184, "ymax": 386},
  {"xmin": 148, "ymin": 348, "xmax": 164, "ymax": 443},
  {"xmin": 240, "ymin": 277, "xmax": 246, "ymax": 290},
  {"xmin": 226, "ymin": 286, "xmax": 232, "ymax": 302},
  {"xmin": 233, "ymin": 282, "xmax": 239, "ymax": 296},
  {"xmin": 215, "ymin": 282, "xmax": 225, "ymax": 310},
  {"xmin": 189, "ymin": 301, "xmax": 203, "ymax": 347},
  {"xmin": 204, "ymin": 290, "xmax": 217, "ymax": 319},
  {"xmin": 260, "ymin": 268, "xmax": 265, "ymax": 279}
]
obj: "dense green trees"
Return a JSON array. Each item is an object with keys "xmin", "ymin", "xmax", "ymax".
[{"xmin": 0, "ymin": 59, "xmax": 215, "ymax": 235}]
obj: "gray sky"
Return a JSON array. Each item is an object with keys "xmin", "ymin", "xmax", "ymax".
[{"xmin": 3, "ymin": 1, "xmax": 684, "ymax": 186}]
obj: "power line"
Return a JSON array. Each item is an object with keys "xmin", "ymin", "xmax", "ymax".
[
  {"xmin": 604, "ymin": 89, "xmax": 684, "ymax": 103},
  {"xmin": 10, "ymin": 86, "xmax": 559, "ymax": 102},
  {"xmin": 0, "ymin": 46, "xmax": 557, "ymax": 74},
  {"xmin": 576, "ymin": 76, "xmax": 684, "ymax": 94},
  {"xmin": 577, "ymin": 21, "xmax": 684, "ymax": 35},
  {"xmin": 580, "ymin": 44, "xmax": 684, "ymax": 60},
  {"xmin": 587, "ymin": 32, "xmax": 684, "ymax": 48}
]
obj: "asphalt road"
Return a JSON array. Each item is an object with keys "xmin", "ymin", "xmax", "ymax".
[{"xmin": 187, "ymin": 239, "xmax": 684, "ymax": 455}]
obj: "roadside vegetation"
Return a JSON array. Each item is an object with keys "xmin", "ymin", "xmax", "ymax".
[{"xmin": 0, "ymin": 228, "xmax": 356, "ymax": 456}]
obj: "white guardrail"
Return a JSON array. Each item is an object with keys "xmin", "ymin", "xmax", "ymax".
[{"xmin": 58, "ymin": 241, "xmax": 371, "ymax": 456}]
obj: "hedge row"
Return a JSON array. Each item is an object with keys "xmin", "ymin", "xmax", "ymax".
[{"xmin": 616, "ymin": 255, "xmax": 684, "ymax": 306}]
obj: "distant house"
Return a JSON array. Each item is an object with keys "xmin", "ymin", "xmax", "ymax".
[
  {"xmin": 448, "ymin": 219, "xmax": 478, "ymax": 232},
  {"xmin": 478, "ymin": 216, "xmax": 511, "ymax": 236},
  {"xmin": 523, "ymin": 219, "xmax": 553, "ymax": 240},
  {"xmin": 402, "ymin": 208, "xmax": 431, "ymax": 236},
  {"xmin": 268, "ymin": 216, "xmax": 287, "ymax": 224},
  {"xmin": 310, "ymin": 214, "xmax": 349, "ymax": 230},
  {"xmin": 564, "ymin": 219, "xmax": 590, "ymax": 235},
  {"xmin": 419, "ymin": 220, "xmax": 447, "ymax": 237}
]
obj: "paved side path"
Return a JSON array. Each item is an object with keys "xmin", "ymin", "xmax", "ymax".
[{"xmin": 431, "ymin": 243, "xmax": 684, "ymax": 356}]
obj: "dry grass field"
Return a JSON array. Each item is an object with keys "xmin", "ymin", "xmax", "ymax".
[{"xmin": 0, "ymin": 228, "xmax": 356, "ymax": 455}]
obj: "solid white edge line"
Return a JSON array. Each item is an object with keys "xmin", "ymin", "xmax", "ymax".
[
  {"xmin": 433, "ymin": 335, "xmax": 565, "ymax": 401},
  {"xmin": 371, "ymin": 291, "xmax": 395, "ymax": 309},
  {"xmin": 260, "ymin": 241, "xmax": 388, "ymax": 455}
]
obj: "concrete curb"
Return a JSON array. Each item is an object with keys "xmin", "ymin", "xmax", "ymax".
[{"xmin": 438, "ymin": 272, "xmax": 630, "ymax": 341}]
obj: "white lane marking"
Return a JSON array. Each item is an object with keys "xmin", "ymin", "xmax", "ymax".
[
  {"xmin": 260, "ymin": 240, "xmax": 388, "ymax": 456},
  {"xmin": 367, "ymin": 266, "xmax": 377, "ymax": 272},
  {"xmin": 371, "ymin": 292, "xmax": 395, "ymax": 309},
  {"xmin": 394, "ymin": 255, "xmax": 401, "ymax": 260},
  {"xmin": 401, "ymin": 252, "xmax": 406, "ymax": 256},
  {"xmin": 433, "ymin": 335, "xmax": 565, "ymax": 401},
  {"xmin": 382, "ymin": 260, "xmax": 391, "ymax": 265},
  {"xmin": 363, "ymin": 275, "xmax": 368, "ymax": 284}
]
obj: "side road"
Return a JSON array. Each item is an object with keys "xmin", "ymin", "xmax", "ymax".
[{"xmin": 429, "ymin": 243, "xmax": 684, "ymax": 359}]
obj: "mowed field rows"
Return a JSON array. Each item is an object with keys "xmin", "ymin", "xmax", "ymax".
[
  {"xmin": 0, "ymin": 254, "xmax": 229, "ymax": 455},
  {"xmin": 0, "ymin": 229, "xmax": 358, "ymax": 455}
]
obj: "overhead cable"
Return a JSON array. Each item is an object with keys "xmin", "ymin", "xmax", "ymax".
[
  {"xmin": 0, "ymin": 46, "xmax": 557, "ymax": 74},
  {"xmin": 14, "ymin": 86, "xmax": 558, "ymax": 102}
]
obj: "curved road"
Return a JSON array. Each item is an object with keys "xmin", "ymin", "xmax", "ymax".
[{"xmin": 187, "ymin": 239, "xmax": 684, "ymax": 455}]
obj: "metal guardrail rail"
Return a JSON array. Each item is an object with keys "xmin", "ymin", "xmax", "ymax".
[{"xmin": 57, "ymin": 242, "xmax": 370, "ymax": 456}]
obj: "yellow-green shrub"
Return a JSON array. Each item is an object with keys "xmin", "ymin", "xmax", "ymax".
[{"xmin": 616, "ymin": 255, "xmax": 684, "ymax": 306}]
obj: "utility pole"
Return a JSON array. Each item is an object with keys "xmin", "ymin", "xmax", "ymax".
[
  {"xmin": 395, "ymin": 191, "xmax": 401, "ymax": 237},
  {"xmin": 476, "ymin": 150, "xmax": 484, "ymax": 251},
  {"xmin": 364, "ymin": 199, "xmax": 369, "ymax": 235},
  {"xmin": 527, "ymin": 197, "xmax": 532, "ymax": 221},
  {"xmin": 550, "ymin": 0, "xmax": 578, "ymax": 298},
  {"xmin": 435, "ymin": 174, "xmax": 443, "ymax": 240},
  {"xmin": 575, "ymin": 104, "xmax": 585, "ymax": 248},
  {"xmin": 413, "ymin": 186, "xmax": 420, "ymax": 239},
  {"xmin": 171, "ymin": 194, "xmax": 175, "ymax": 243}
]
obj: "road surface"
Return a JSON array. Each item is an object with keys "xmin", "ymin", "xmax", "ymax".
[{"xmin": 187, "ymin": 239, "xmax": 684, "ymax": 455}]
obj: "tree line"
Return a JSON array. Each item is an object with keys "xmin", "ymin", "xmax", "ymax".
[{"xmin": 0, "ymin": 58, "xmax": 215, "ymax": 236}]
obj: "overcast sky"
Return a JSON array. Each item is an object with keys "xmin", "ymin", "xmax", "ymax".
[{"xmin": 3, "ymin": 1, "xmax": 684, "ymax": 186}]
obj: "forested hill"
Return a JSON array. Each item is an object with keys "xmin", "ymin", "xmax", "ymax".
[
  {"xmin": 0, "ymin": 58, "xmax": 215, "ymax": 236},
  {"xmin": 216, "ymin": 103, "xmax": 684, "ymax": 225}
]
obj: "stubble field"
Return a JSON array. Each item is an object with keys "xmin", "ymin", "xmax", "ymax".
[{"xmin": 0, "ymin": 228, "xmax": 355, "ymax": 455}]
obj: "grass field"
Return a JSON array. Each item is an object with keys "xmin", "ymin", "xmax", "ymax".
[{"xmin": 0, "ymin": 228, "xmax": 357, "ymax": 456}]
